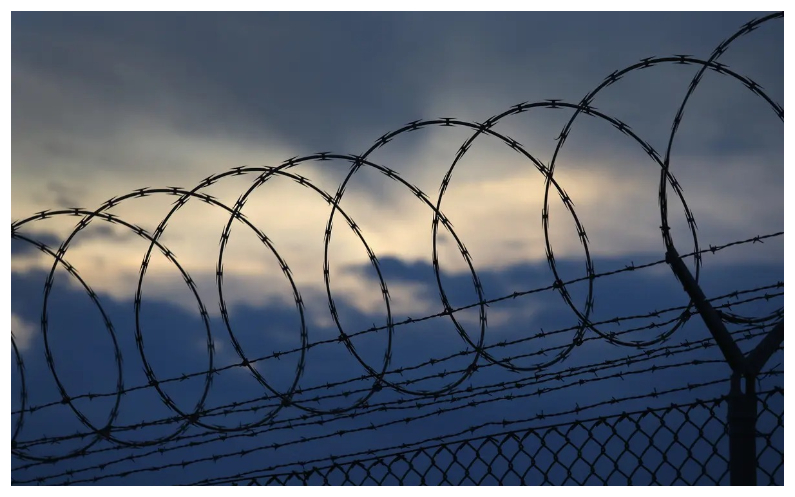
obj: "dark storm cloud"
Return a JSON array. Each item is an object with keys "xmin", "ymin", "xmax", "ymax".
[
  {"xmin": 12, "ymin": 12, "xmax": 782, "ymax": 155},
  {"xmin": 13, "ymin": 12, "xmax": 435, "ymax": 152},
  {"xmin": 11, "ymin": 12, "xmax": 783, "ymax": 232}
]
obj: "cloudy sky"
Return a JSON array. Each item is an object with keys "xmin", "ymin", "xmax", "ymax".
[{"xmin": 10, "ymin": 11, "xmax": 783, "ymax": 485}]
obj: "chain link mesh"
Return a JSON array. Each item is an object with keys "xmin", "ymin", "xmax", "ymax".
[
  {"xmin": 240, "ymin": 388, "xmax": 782, "ymax": 486},
  {"xmin": 755, "ymin": 388, "xmax": 784, "ymax": 486}
]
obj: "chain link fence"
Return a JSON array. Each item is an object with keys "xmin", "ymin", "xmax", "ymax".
[{"xmin": 233, "ymin": 388, "xmax": 782, "ymax": 486}]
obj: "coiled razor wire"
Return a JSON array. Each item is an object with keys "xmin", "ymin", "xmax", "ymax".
[
  {"xmin": 9, "ymin": 223, "xmax": 782, "ymax": 463},
  {"xmin": 10, "ymin": 12, "xmax": 783, "ymax": 461}
]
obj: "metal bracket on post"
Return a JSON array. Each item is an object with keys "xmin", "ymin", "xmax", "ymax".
[{"xmin": 666, "ymin": 246, "xmax": 784, "ymax": 485}]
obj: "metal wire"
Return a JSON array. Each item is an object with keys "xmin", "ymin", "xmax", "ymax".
[
  {"xmin": 11, "ymin": 320, "xmax": 776, "ymax": 484},
  {"xmin": 11, "ymin": 11, "xmax": 783, "ymax": 485},
  {"xmin": 12, "ymin": 281, "xmax": 781, "ymax": 452},
  {"xmin": 204, "ymin": 386, "xmax": 782, "ymax": 486}
]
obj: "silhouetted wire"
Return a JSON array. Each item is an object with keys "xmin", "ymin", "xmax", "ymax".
[
  {"xmin": 193, "ymin": 386, "xmax": 783, "ymax": 486},
  {"xmin": 10, "ymin": 11, "xmax": 783, "ymax": 484},
  {"xmin": 540, "ymin": 13, "xmax": 783, "ymax": 347},
  {"xmin": 14, "ymin": 320, "xmax": 776, "ymax": 484},
  {"xmin": 11, "ymin": 81, "xmax": 783, "ymax": 432},
  {"xmin": 11, "ymin": 230, "xmax": 780, "ymax": 426},
  {"xmin": 35, "ymin": 377, "xmax": 783, "ymax": 486},
  {"xmin": 14, "ymin": 314, "xmax": 772, "ymax": 456},
  {"xmin": 15, "ymin": 281, "xmax": 780, "ymax": 445},
  {"xmin": 11, "ymin": 277, "xmax": 781, "ymax": 456},
  {"xmin": 11, "ymin": 333, "xmax": 27, "ymax": 445}
]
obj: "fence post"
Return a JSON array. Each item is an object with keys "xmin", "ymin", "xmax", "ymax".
[
  {"xmin": 728, "ymin": 374, "xmax": 757, "ymax": 486},
  {"xmin": 665, "ymin": 246, "xmax": 777, "ymax": 486}
]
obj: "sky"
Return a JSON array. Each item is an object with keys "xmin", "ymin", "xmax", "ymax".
[{"xmin": 9, "ymin": 11, "xmax": 784, "ymax": 485}]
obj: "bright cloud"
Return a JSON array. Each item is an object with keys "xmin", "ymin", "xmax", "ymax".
[{"xmin": 11, "ymin": 313, "xmax": 36, "ymax": 352}]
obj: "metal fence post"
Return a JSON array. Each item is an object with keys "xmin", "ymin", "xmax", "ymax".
[
  {"xmin": 728, "ymin": 374, "xmax": 757, "ymax": 486},
  {"xmin": 665, "ymin": 247, "xmax": 784, "ymax": 485}
]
